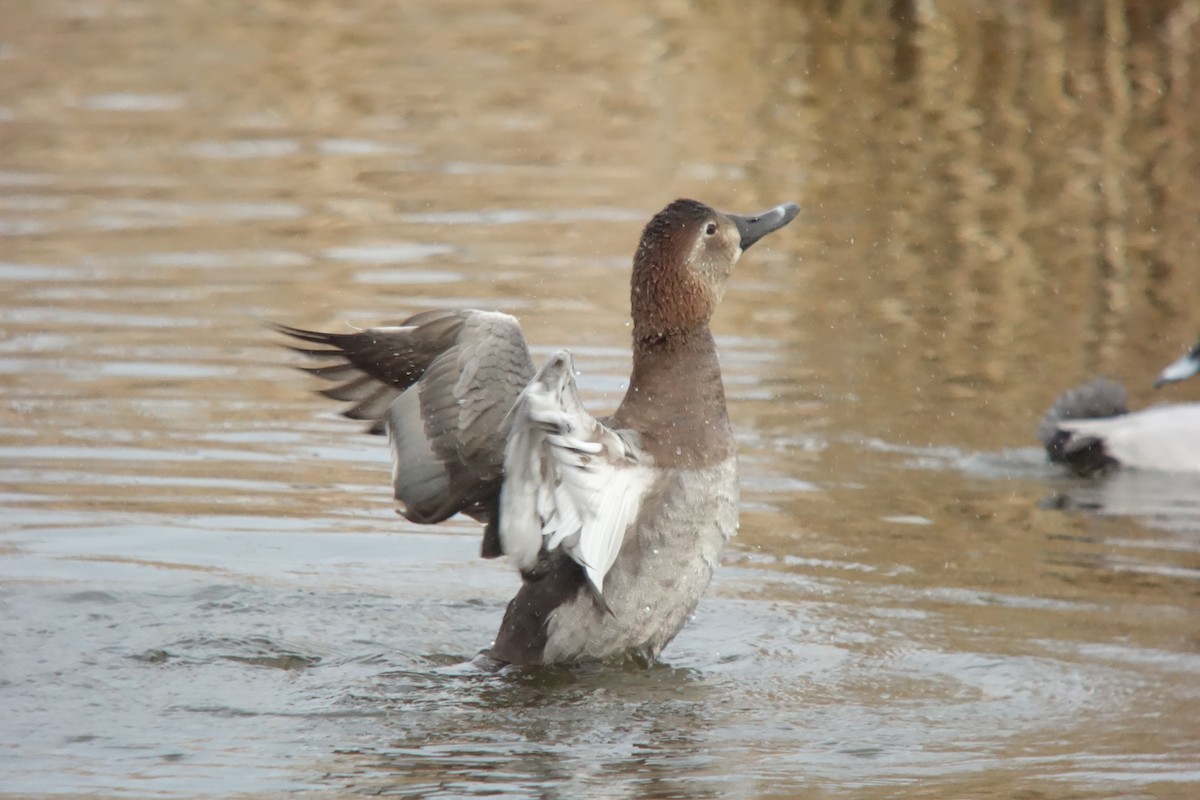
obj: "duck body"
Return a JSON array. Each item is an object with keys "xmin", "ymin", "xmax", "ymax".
[
  {"xmin": 1038, "ymin": 337, "xmax": 1200, "ymax": 476},
  {"xmin": 1053, "ymin": 404, "xmax": 1200, "ymax": 474},
  {"xmin": 275, "ymin": 199, "xmax": 799, "ymax": 665},
  {"xmin": 492, "ymin": 451, "xmax": 738, "ymax": 664},
  {"xmin": 492, "ymin": 328, "xmax": 740, "ymax": 664}
]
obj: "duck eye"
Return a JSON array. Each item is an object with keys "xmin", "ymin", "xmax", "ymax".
[{"xmin": 704, "ymin": 222, "xmax": 717, "ymax": 236}]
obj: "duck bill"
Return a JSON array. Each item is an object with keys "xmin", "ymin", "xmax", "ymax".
[
  {"xmin": 727, "ymin": 203, "xmax": 801, "ymax": 251},
  {"xmin": 1154, "ymin": 351, "xmax": 1200, "ymax": 388}
]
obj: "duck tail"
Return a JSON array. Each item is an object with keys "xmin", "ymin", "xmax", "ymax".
[{"xmin": 1036, "ymin": 378, "xmax": 1128, "ymax": 463}]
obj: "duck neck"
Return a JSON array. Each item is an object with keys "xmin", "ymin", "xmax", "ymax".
[{"xmin": 613, "ymin": 324, "xmax": 734, "ymax": 465}]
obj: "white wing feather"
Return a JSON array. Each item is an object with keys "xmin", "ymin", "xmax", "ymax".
[
  {"xmin": 499, "ymin": 350, "xmax": 653, "ymax": 595},
  {"xmin": 1060, "ymin": 404, "xmax": 1200, "ymax": 473}
]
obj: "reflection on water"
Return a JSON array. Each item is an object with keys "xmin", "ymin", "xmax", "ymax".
[
  {"xmin": 2, "ymin": 0, "xmax": 1200, "ymax": 797},
  {"xmin": 1045, "ymin": 469, "xmax": 1200, "ymax": 532}
]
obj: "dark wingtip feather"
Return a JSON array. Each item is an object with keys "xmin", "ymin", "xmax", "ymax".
[
  {"xmin": 266, "ymin": 320, "xmax": 351, "ymax": 349},
  {"xmin": 300, "ymin": 362, "xmax": 363, "ymax": 381},
  {"xmin": 282, "ymin": 345, "xmax": 344, "ymax": 361},
  {"xmin": 317, "ymin": 374, "xmax": 376, "ymax": 402},
  {"xmin": 269, "ymin": 320, "xmax": 393, "ymax": 436}
]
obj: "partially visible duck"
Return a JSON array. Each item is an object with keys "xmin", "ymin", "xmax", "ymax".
[
  {"xmin": 273, "ymin": 199, "xmax": 800, "ymax": 666},
  {"xmin": 1038, "ymin": 335, "xmax": 1200, "ymax": 476}
]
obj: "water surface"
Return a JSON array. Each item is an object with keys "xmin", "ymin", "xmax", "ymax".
[{"xmin": 3, "ymin": 1, "xmax": 1200, "ymax": 797}]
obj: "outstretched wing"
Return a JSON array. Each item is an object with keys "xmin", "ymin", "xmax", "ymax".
[
  {"xmin": 499, "ymin": 350, "xmax": 654, "ymax": 596},
  {"xmin": 272, "ymin": 310, "xmax": 536, "ymax": 554}
]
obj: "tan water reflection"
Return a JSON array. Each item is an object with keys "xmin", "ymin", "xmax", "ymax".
[{"xmin": 2, "ymin": 1, "xmax": 1199, "ymax": 797}]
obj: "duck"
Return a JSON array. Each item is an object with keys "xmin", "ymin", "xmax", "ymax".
[
  {"xmin": 1037, "ymin": 335, "xmax": 1200, "ymax": 476},
  {"xmin": 272, "ymin": 198, "xmax": 800, "ymax": 666}
]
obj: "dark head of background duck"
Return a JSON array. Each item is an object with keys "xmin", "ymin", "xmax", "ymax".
[{"xmin": 630, "ymin": 199, "xmax": 799, "ymax": 343}]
